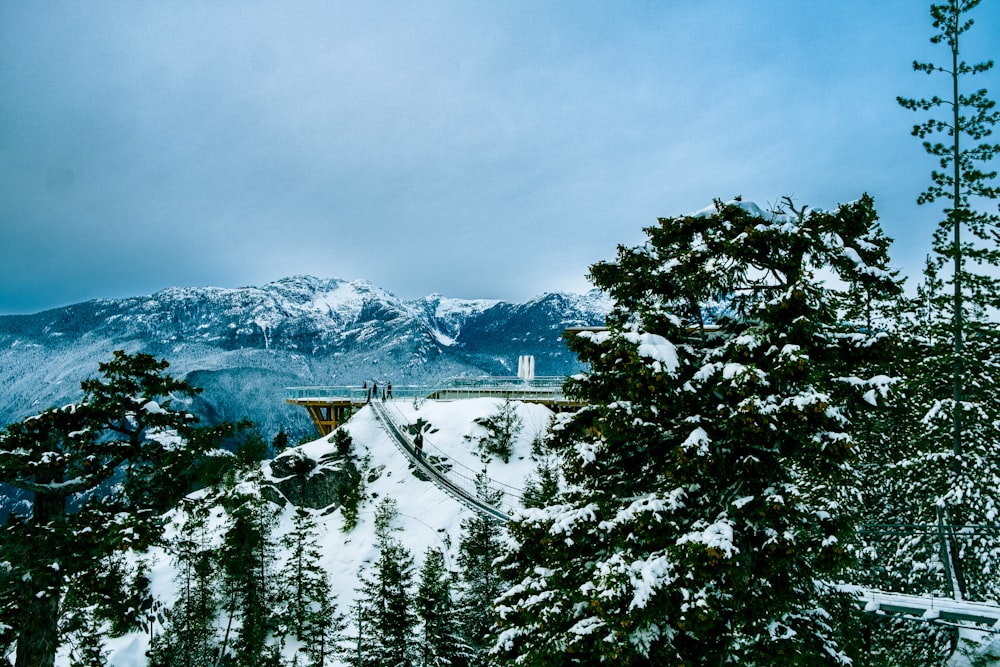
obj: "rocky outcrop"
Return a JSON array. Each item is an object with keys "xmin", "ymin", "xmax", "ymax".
[{"xmin": 266, "ymin": 447, "xmax": 361, "ymax": 512}]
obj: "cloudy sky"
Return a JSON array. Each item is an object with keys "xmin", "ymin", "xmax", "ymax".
[{"xmin": 2, "ymin": 1, "xmax": 998, "ymax": 314}]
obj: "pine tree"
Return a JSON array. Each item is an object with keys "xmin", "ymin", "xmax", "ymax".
[
  {"xmin": 861, "ymin": 261, "xmax": 1000, "ymax": 603},
  {"xmin": 467, "ymin": 400, "xmax": 522, "ymax": 464},
  {"xmin": 65, "ymin": 604, "xmax": 109, "ymax": 667},
  {"xmin": 892, "ymin": 0, "xmax": 1000, "ymax": 609},
  {"xmin": 0, "ymin": 351, "xmax": 230, "ymax": 667},
  {"xmin": 217, "ymin": 470, "xmax": 282, "ymax": 667},
  {"xmin": 522, "ymin": 433, "xmax": 561, "ymax": 510},
  {"xmin": 457, "ymin": 472, "xmax": 505, "ymax": 662},
  {"xmin": 61, "ymin": 552, "xmax": 151, "ymax": 666},
  {"xmin": 494, "ymin": 197, "xmax": 900, "ymax": 665},
  {"xmin": 275, "ymin": 506, "xmax": 346, "ymax": 666},
  {"xmin": 355, "ymin": 497, "xmax": 418, "ymax": 667},
  {"xmin": 840, "ymin": 261, "xmax": 958, "ymax": 665},
  {"xmin": 416, "ymin": 547, "xmax": 468, "ymax": 667},
  {"xmin": 147, "ymin": 496, "xmax": 222, "ymax": 667}
]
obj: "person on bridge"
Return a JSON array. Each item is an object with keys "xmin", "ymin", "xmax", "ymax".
[
  {"xmin": 414, "ymin": 430, "xmax": 424, "ymax": 459},
  {"xmin": 387, "ymin": 381, "xmax": 392, "ymax": 399}
]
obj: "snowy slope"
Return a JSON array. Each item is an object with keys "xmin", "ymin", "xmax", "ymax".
[{"xmin": 91, "ymin": 397, "xmax": 553, "ymax": 667}]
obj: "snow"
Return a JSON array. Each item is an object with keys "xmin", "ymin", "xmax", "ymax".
[
  {"xmin": 690, "ymin": 199, "xmax": 769, "ymax": 219},
  {"xmin": 680, "ymin": 427, "xmax": 710, "ymax": 456},
  {"xmin": 623, "ymin": 330, "xmax": 680, "ymax": 376},
  {"xmin": 677, "ymin": 520, "xmax": 738, "ymax": 559},
  {"xmin": 83, "ymin": 396, "xmax": 552, "ymax": 667}
]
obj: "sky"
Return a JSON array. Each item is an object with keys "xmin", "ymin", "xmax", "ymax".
[{"xmin": 2, "ymin": 1, "xmax": 998, "ymax": 315}]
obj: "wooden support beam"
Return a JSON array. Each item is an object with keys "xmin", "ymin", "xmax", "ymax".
[{"xmin": 289, "ymin": 399, "xmax": 360, "ymax": 437}]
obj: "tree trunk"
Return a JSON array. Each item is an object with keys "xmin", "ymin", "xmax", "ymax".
[
  {"xmin": 15, "ymin": 591, "xmax": 60, "ymax": 667},
  {"xmin": 15, "ymin": 491, "xmax": 66, "ymax": 667}
]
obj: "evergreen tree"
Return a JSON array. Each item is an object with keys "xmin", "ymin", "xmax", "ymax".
[
  {"xmin": 276, "ymin": 506, "xmax": 346, "ymax": 666},
  {"xmin": 457, "ymin": 472, "xmax": 505, "ymax": 662},
  {"xmin": 892, "ymin": 0, "xmax": 1000, "ymax": 611},
  {"xmin": 841, "ymin": 261, "xmax": 957, "ymax": 665},
  {"xmin": 416, "ymin": 547, "xmax": 468, "ymax": 667},
  {"xmin": 147, "ymin": 496, "xmax": 222, "ymax": 667},
  {"xmin": 65, "ymin": 604, "xmax": 109, "ymax": 667},
  {"xmin": 467, "ymin": 400, "xmax": 522, "ymax": 464},
  {"xmin": 61, "ymin": 552, "xmax": 151, "ymax": 667},
  {"xmin": 0, "ymin": 351, "xmax": 229, "ymax": 667},
  {"xmin": 355, "ymin": 497, "xmax": 418, "ymax": 667},
  {"xmin": 522, "ymin": 433, "xmax": 561, "ymax": 510},
  {"xmin": 217, "ymin": 470, "xmax": 281, "ymax": 666},
  {"xmin": 494, "ymin": 197, "xmax": 900, "ymax": 665},
  {"xmin": 273, "ymin": 429, "xmax": 290, "ymax": 453}
]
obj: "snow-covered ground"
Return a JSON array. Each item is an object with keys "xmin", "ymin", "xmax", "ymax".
[
  {"xmin": 84, "ymin": 397, "xmax": 553, "ymax": 667},
  {"xmin": 55, "ymin": 395, "xmax": 1000, "ymax": 666}
]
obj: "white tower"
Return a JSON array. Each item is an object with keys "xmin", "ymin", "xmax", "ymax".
[{"xmin": 518, "ymin": 355, "xmax": 536, "ymax": 381}]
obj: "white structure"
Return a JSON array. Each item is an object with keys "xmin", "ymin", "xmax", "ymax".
[{"xmin": 517, "ymin": 355, "xmax": 535, "ymax": 381}]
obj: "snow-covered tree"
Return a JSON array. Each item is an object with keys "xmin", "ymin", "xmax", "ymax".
[
  {"xmin": 0, "ymin": 351, "xmax": 227, "ymax": 667},
  {"xmin": 148, "ymin": 496, "xmax": 223, "ymax": 667},
  {"xmin": 897, "ymin": 0, "xmax": 1000, "ymax": 598},
  {"xmin": 217, "ymin": 470, "xmax": 282, "ymax": 666},
  {"xmin": 457, "ymin": 472, "xmax": 506, "ymax": 663},
  {"xmin": 275, "ymin": 506, "xmax": 346, "ymax": 666},
  {"xmin": 355, "ymin": 497, "xmax": 418, "ymax": 667},
  {"xmin": 467, "ymin": 401, "xmax": 523, "ymax": 464},
  {"xmin": 65, "ymin": 604, "xmax": 110, "ymax": 667},
  {"xmin": 494, "ymin": 197, "xmax": 900, "ymax": 665},
  {"xmin": 522, "ymin": 433, "xmax": 562, "ymax": 511},
  {"xmin": 416, "ymin": 546, "xmax": 469, "ymax": 667}
]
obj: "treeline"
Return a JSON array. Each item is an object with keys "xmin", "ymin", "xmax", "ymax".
[{"xmin": 150, "ymin": 480, "xmax": 508, "ymax": 666}]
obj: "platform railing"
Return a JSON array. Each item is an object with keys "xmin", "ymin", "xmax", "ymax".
[{"xmin": 286, "ymin": 376, "xmax": 570, "ymax": 403}]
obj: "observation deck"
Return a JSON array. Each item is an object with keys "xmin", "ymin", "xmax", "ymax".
[{"xmin": 286, "ymin": 376, "xmax": 581, "ymax": 436}]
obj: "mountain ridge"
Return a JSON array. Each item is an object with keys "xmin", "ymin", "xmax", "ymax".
[{"xmin": 0, "ymin": 275, "xmax": 610, "ymax": 439}]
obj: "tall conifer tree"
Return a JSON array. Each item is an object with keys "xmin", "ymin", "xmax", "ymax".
[
  {"xmin": 495, "ymin": 197, "xmax": 899, "ymax": 665},
  {"xmin": 896, "ymin": 0, "xmax": 1000, "ymax": 604},
  {"xmin": 457, "ymin": 472, "xmax": 505, "ymax": 662},
  {"xmin": 275, "ymin": 506, "xmax": 346, "ymax": 666},
  {"xmin": 217, "ymin": 471, "xmax": 281, "ymax": 666},
  {"xmin": 416, "ymin": 546, "xmax": 468, "ymax": 667},
  {"xmin": 355, "ymin": 497, "xmax": 417, "ymax": 667},
  {"xmin": 148, "ymin": 496, "xmax": 223, "ymax": 667},
  {"xmin": 0, "ymin": 351, "xmax": 226, "ymax": 667}
]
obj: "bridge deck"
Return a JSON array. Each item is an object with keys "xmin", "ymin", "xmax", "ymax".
[
  {"xmin": 846, "ymin": 586, "xmax": 1000, "ymax": 628},
  {"xmin": 287, "ymin": 377, "xmax": 578, "ymax": 435},
  {"xmin": 369, "ymin": 399, "xmax": 514, "ymax": 523}
]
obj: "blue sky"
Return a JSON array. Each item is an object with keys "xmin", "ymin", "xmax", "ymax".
[{"xmin": 1, "ymin": 1, "xmax": 998, "ymax": 314}]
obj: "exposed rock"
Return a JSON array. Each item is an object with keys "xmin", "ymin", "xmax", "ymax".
[{"xmin": 267, "ymin": 448, "xmax": 361, "ymax": 511}]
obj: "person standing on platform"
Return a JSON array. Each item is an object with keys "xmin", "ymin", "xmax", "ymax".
[{"xmin": 414, "ymin": 430, "xmax": 424, "ymax": 459}]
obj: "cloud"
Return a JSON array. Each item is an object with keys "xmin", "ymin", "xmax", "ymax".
[{"xmin": 0, "ymin": 1, "xmax": 996, "ymax": 313}]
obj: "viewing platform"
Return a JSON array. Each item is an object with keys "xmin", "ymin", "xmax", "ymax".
[{"xmin": 286, "ymin": 376, "xmax": 581, "ymax": 436}]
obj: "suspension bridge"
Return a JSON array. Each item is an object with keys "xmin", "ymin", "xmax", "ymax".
[{"xmin": 368, "ymin": 398, "xmax": 518, "ymax": 524}]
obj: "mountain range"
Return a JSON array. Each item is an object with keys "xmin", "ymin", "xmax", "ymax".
[{"xmin": 0, "ymin": 275, "xmax": 610, "ymax": 440}]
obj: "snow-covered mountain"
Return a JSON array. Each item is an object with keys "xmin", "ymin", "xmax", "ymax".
[{"xmin": 0, "ymin": 276, "xmax": 610, "ymax": 440}]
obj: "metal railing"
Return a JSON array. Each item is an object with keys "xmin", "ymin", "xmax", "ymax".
[
  {"xmin": 286, "ymin": 376, "xmax": 570, "ymax": 403},
  {"xmin": 368, "ymin": 398, "xmax": 522, "ymax": 523}
]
